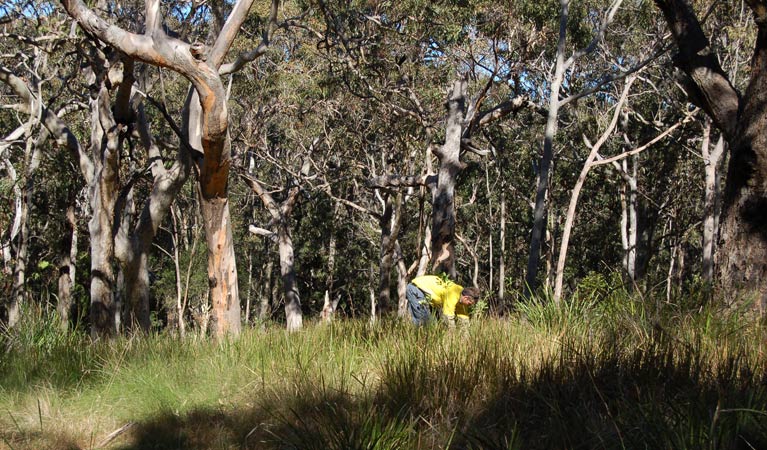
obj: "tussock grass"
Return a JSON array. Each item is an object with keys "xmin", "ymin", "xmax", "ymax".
[{"xmin": 1, "ymin": 296, "xmax": 765, "ymax": 449}]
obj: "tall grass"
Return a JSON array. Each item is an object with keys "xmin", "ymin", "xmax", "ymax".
[{"xmin": 1, "ymin": 292, "xmax": 765, "ymax": 449}]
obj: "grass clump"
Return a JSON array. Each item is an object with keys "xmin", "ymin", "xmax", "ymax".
[{"xmin": 0, "ymin": 294, "xmax": 765, "ymax": 449}]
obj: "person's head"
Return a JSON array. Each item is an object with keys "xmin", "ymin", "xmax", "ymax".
[{"xmin": 460, "ymin": 287, "xmax": 481, "ymax": 305}]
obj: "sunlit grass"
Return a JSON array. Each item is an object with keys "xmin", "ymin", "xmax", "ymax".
[{"xmin": 1, "ymin": 295, "xmax": 766, "ymax": 449}]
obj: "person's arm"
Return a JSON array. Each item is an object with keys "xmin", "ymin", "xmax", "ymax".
[{"xmin": 441, "ymin": 285, "xmax": 463, "ymax": 328}]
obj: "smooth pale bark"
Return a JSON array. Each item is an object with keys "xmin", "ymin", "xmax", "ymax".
[
  {"xmin": 320, "ymin": 227, "xmax": 339, "ymax": 323},
  {"xmin": 499, "ymin": 189, "xmax": 506, "ymax": 301},
  {"xmin": 2, "ymin": 56, "xmax": 49, "ymax": 327},
  {"xmin": 553, "ymin": 78, "xmax": 634, "ymax": 301},
  {"xmin": 117, "ymin": 103, "xmax": 191, "ymax": 332},
  {"xmin": 701, "ymin": 120, "xmax": 725, "ymax": 283},
  {"xmin": 394, "ymin": 240, "xmax": 409, "ymax": 317},
  {"xmin": 278, "ymin": 222, "xmax": 302, "ymax": 332},
  {"xmin": 201, "ymin": 198, "xmax": 242, "ymax": 334},
  {"xmin": 57, "ymin": 206, "xmax": 77, "ymax": 330},
  {"xmin": 1, "ymin": 150, "xmax": 21, "ymax": 321},
  {"xmin": 616, "ymin": 163, "xmax": 639, "ymax": 285},
  {"xmin": 525, "ymin": 0, "xmax": 623, "ymax": 296},
  {"xmin": 10, "ymin": 132, "xmax": 43, "ymax": 327},
  {"xmin": 655, "ymin": 0, "xmax": 767, "ymax": 309},
  {"xmin": 245, "ymin": 176, "xmax": 303, "ymax": 331},
  {"xmin": 525, "ymin": 0, "xmax": 568, "ymax": 296},
  {"xmin": 0, "ymin": 65, "xmax": 101, "ymax": 332},
  {"xmin": 431, "ymin": 79, "xmax": 467, "ymax": 278},
  {"xmin": 484, "ymin": 164, "xmax": 494, "ymax": 293}
]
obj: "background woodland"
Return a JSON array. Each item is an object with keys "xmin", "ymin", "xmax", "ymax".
[{"xmin": 0, "ymin": 0, "xmax": 762, "ymax": 336}]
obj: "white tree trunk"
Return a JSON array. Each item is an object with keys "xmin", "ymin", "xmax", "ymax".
[
  {"xmin": 525, "ymin": 0, "xmax": 569, "ymax": 296},
  {"xmin": 499, "ymin": 189, "xmax": 506, "ymax": 301},
  {"xmin": 701, "ymin": 119, "xmax": 724, "ymax": 283},
  {"xmin": 553, "ymin": 77, "xmax": 634, "ymax": 301}
]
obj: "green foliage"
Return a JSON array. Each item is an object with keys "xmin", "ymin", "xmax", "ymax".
[
  {"xmin": 0, "ymin": 292, "xmax": 765, "ymax": 449},
  {"xmin": 0, "ymin": 305, "xmax": 90, "ymax": 392}
]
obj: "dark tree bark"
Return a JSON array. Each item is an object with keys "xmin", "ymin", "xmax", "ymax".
[{"xmin": 655, "ymin": 0, "xmax": 767, "ymax": 309}]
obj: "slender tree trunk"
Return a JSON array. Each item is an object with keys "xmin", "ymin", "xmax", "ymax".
[
  {"xmin": 320, "ymin": 223, "xmax": 339, "ymax": 323},
  {"xmin": 416, "ymin": 223, "xmax": 432, "ymax": 277},
  {"xmin": 499, "ymin": 189, "xmax": 506, "ymax": 302},
  {"xmin": 57, "ymin": 206, "xmax": 77, "ymax": 330},
  {"xmin": 245, "ymin": 175, "xmax": 303, "ymax": 330},
  {"xmin": 377, "ymin": 197, "xmax": 394, "ymax": 314},
  {"xmin": 9, "ymin": 136, "xmax": 39, "ymax": 327},
  {"xmin": 701, "ymin": 120, "xmax": 724, "ymax": 284},
  {"xmin": 267, "ymin": 261, "xmax": 279, "ymax": 322},
  {"xmin": 245, "ymin": 252, "xmax": 253, "ymax": 325},
  {"xmin": 394, "ymin": 240, "xmax": 408, "ymax": 318},
  {"xmin": 485, "ymin": 165, "xmax": 494, "ymax": 293},
  {"xmin": 667, "ymin": 229, "xmax": 676, "ymax": 303},
  {"xmin": 276, "ymin": 222, "xmax": 301, "ymax": 332},
  {"xmin": 553, "ymin": 78, "xmax": 633, "ymax": 300},
  {"xmin": 526, "ymin": 1, "xmax": 569, "ymax": 296},
  {"xmin": 431, "ymin": 79, "xmax": 466, "ymax": 279},
  {"xmin": 626, "ymin": 158, "xmax": 638, "ymax": 284},
  {"xmin": 377, "ymin": 193, "xmax": 403, "ymax": 316}
]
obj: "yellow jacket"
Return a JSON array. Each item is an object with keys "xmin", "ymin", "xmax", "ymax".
[{"xmin": 411, "ymin": 275, "xmax": 470, "ymax": 320}]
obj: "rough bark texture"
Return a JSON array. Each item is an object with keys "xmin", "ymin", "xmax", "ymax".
[
  {"xmin": 431, "ymin": 79, "xmax": 466, "ymax": 279},
  {"xmin": 718, "ymin": 23, "xmax": 767, "ymax": 310},
  {"xmin": 57, "ymin": 206, "xmax": 78, "ymax": 330},
  {"xmin": 201, "ymin": 197, "xmax": 241, "ymax": 336},
  {"xmin": 377, "ymin": 199, "xmax": 394, "ymax": 315},
  {"xmin": 88, "ymin": 85, "xmax": 121, "ymax": 338},
  {"xmin": 60, "ymin": 0, "xmax": 263, "ymax": 336},
  {"xmin": 655, "ymin": 0, "xmax": 767, "ymax": 309}
]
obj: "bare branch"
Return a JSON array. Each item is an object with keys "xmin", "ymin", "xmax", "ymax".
[
  {"xmin": 219, "ymin": 0, "xmax": 281, "ymax": 75},
  {"xmin": 654, "ymin": 0, "xmax": 739, "ymax": 138},
  {"xmin": 366, "ymin": 174, "xmax": 437, "ymax": 189},
  {"xmin": 593, "ymin": 109, "xmax": 699, "ymax": 167},
  {"xmin": 564, "ymin": 0, "xmax": 624, "ymax": 69}
]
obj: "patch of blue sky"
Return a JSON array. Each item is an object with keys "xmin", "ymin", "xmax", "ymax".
[{"xmin": 1, "ymin": 0, "xmax": 56, "ymax": 20}]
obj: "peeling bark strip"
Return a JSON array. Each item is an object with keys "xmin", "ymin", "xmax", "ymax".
[
  {"xmin": 59, "ymin": 0, "xmax": 278, "ymax": 336},
  {"xmin": 655, "ymin": 0, "xmax": 767, "ymax": 309},
  {"xmin": 202, "ymin": 197, "xmax": 241, "ymax": 336}
]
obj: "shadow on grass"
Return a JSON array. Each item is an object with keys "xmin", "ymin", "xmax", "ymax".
[{"xmin": 110, "ymin": 339, "xmax": 767, "ymax": 450}]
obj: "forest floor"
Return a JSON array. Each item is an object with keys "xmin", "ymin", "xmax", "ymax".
[{"xmin": 1, "ymin": 297, "xmax": 766, "ymax": 449}]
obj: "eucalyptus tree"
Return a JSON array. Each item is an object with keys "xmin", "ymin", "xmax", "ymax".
[
  {"xmin": 58, "ymin": 0, "xmax": 281, "ymax": 336},
  {"xmin": 652, "ymin": 0, "xmax": 767, "ymax": 307}
]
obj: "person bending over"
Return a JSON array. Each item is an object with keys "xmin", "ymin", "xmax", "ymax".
[{"xmin": 406, "ymin": 275, "xmax": 480, "ymax": 327}]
